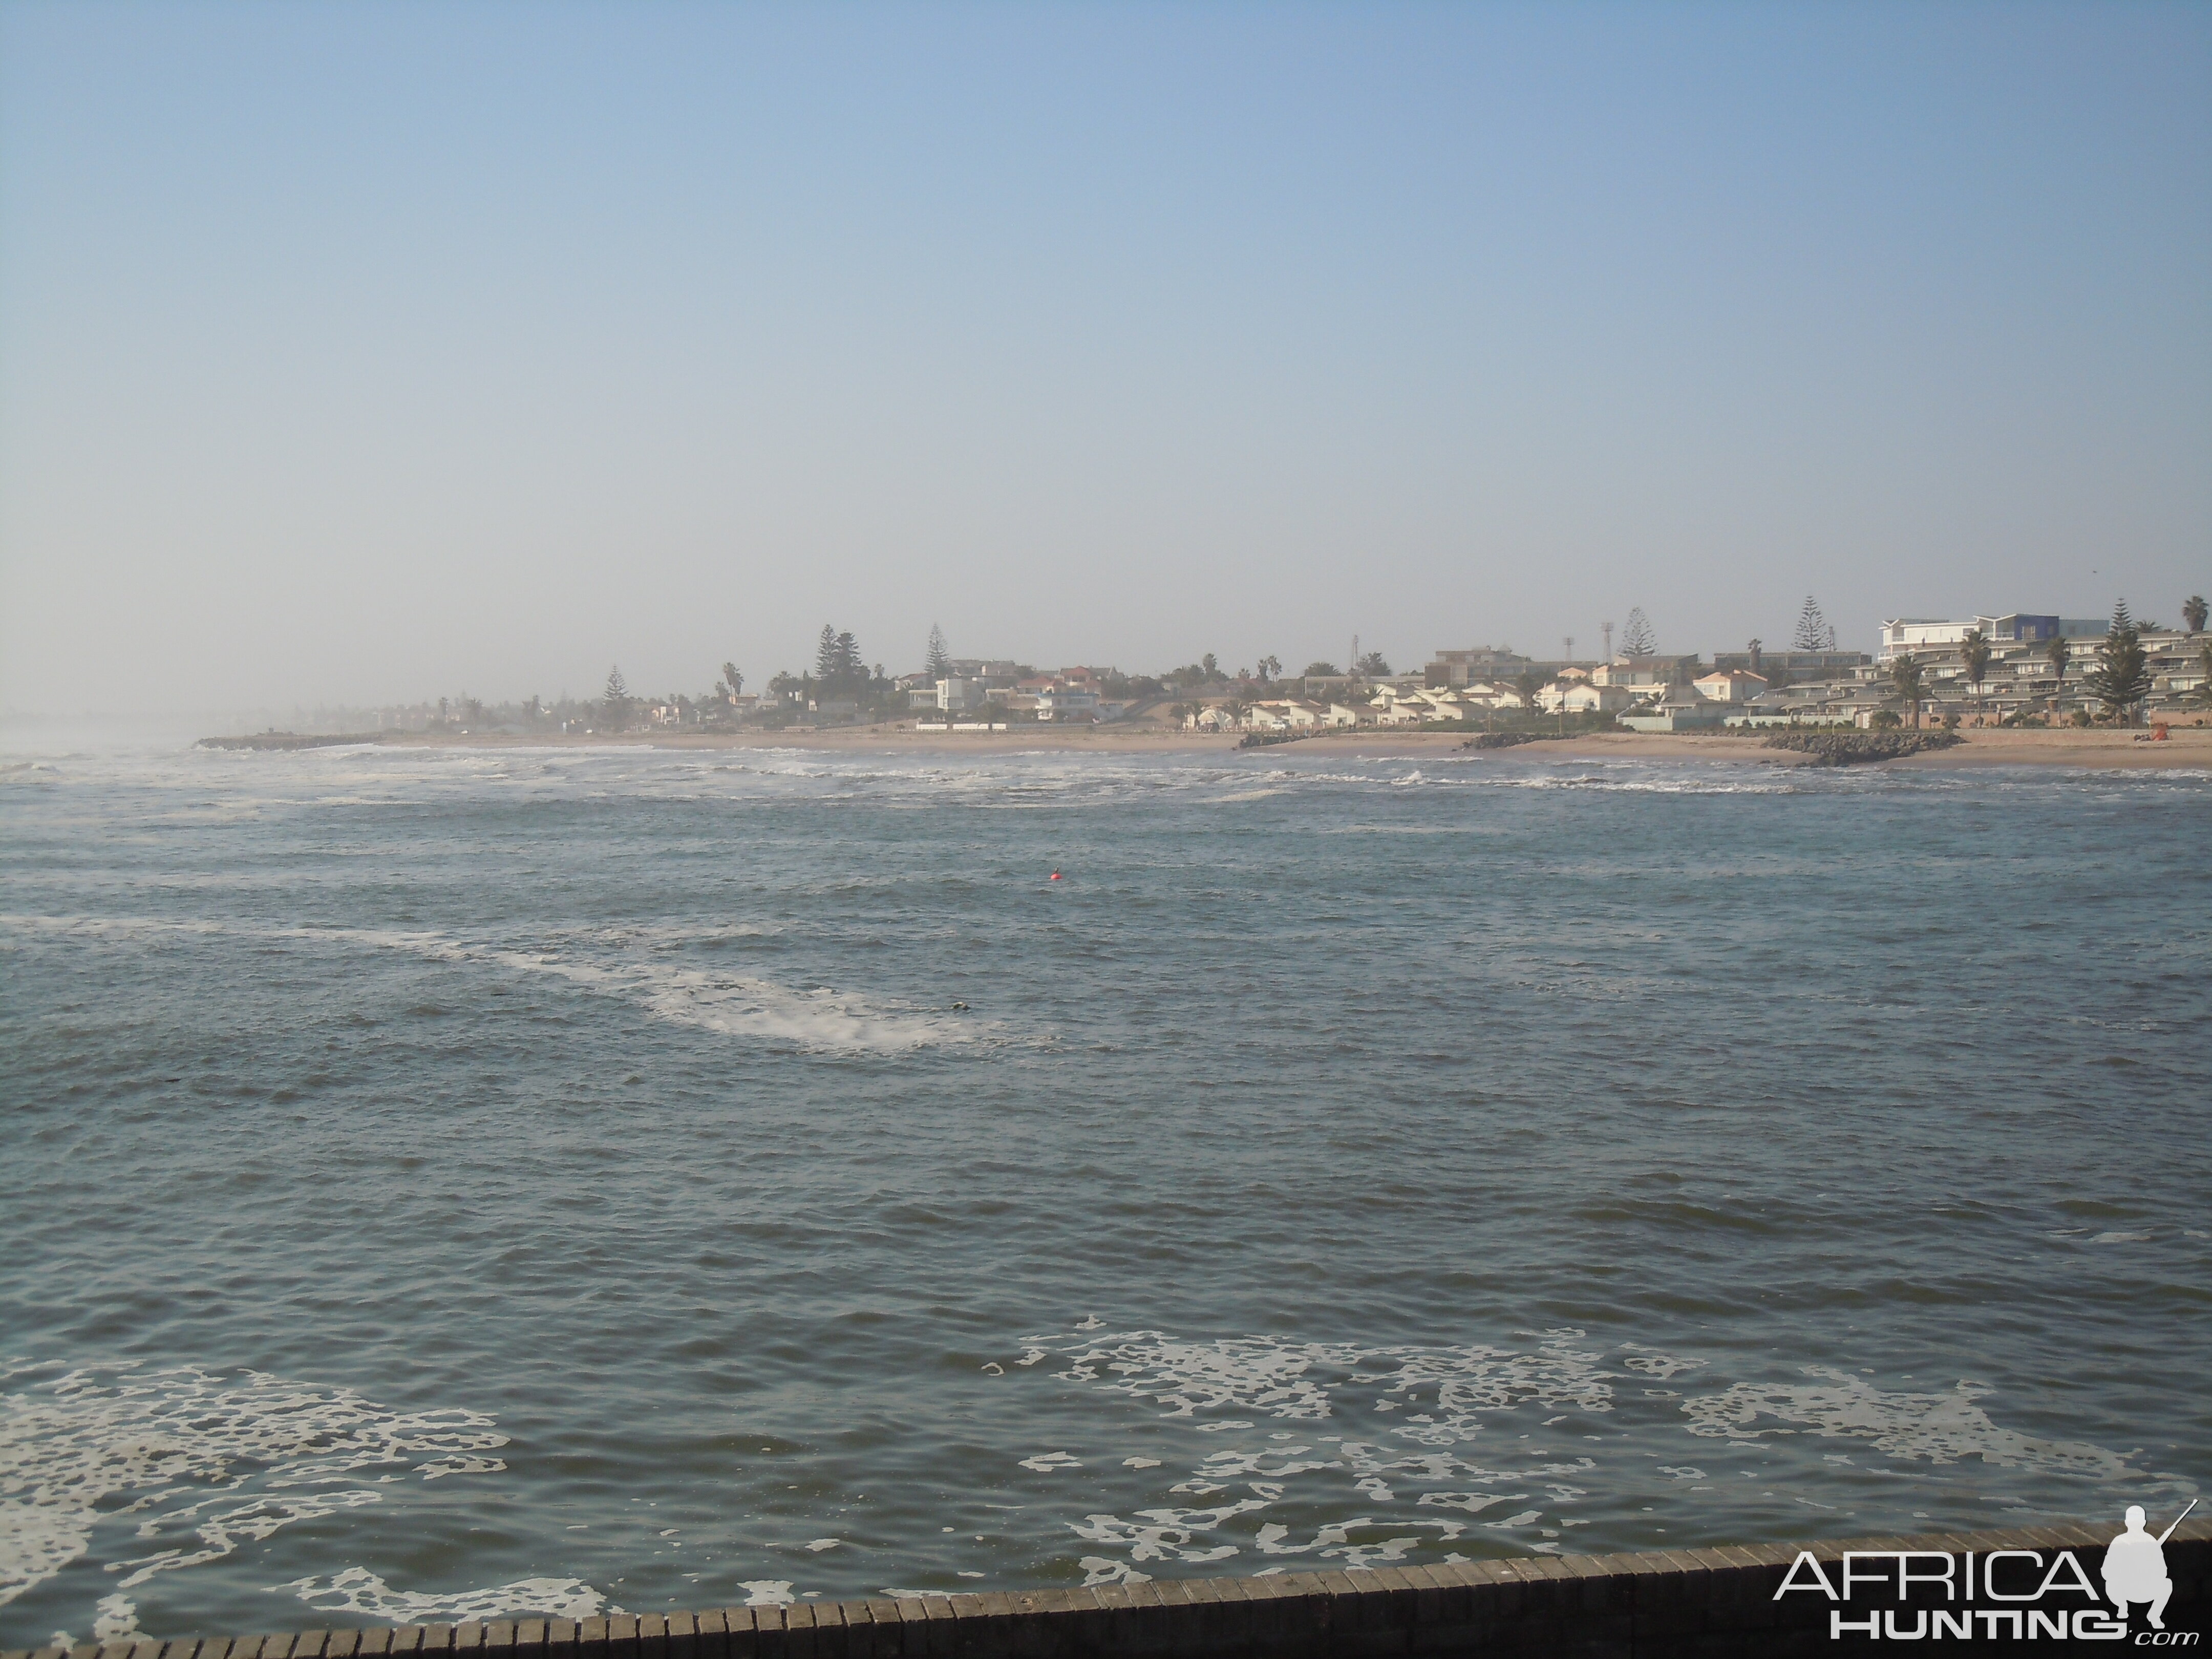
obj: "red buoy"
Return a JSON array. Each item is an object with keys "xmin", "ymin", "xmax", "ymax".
[{"xmin": 1049, "ymin": 870, "xmax": 1062, "ymax": 880}]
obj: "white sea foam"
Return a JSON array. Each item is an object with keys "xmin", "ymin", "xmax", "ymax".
[
  {"xmin": 1021, "ymin": 1324, "xmax": 2140, "ymax": 1580},
  {"xmin": 1047, "ymin": 1334, "xmax": 1358, "ymax": 1419},
  {"xmin": 1680, "ymin": 1367, "xmax": 2129, "ymax": 1477},
  {"xmin": 1039, "ymin": 1328, "xmax": 1615, "ymax": 1434},
  {"xmin": 0, "ymin": 913, "xmax": 980, "ymax": 1054},
  {"xmin": 279, "ymin": 1569, "xmax": 614, "ymax": 1622},
  {"xmin": 91, "ymin": 1594, "xmax": 138, "ymax": 1641},
  {"xmin": 1021, "ymin": 1328, "xmax": 1635, "ymax": 1574},
  {"xmin": 1018, "ymin": 1452, "xmax": 1082, "ymax": 1473},
  {"xmin": 0, "ymin": 1359, "xmax": 508, "ymax": 1611},
  {"xmin": 1076, "ymin": 1558, "xmax": 1151, "ymax": 1588}
]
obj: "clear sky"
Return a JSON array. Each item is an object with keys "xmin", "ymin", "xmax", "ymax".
[{"xmin": 2, "ymin": 1, "xmax": 2206, "ymax": 713}]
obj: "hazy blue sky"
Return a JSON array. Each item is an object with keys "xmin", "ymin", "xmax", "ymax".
[{"xmin": 3, "ymin": 1, "xmax": 2206, "ymax": 712}]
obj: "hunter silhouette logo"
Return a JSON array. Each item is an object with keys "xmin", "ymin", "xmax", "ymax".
[
  {"xmin": 2107, "ymin": 1499, "xmax": 2195, "ymax": 1631},
  {"xmin": 1774, "ymin": 1498, "xmax": 2201, "ymax": 1643}
]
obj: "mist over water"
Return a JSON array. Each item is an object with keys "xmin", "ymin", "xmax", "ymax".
[{"xmin": 2, "ymin": 743, "xmax": 2206, "ymax": 1645}]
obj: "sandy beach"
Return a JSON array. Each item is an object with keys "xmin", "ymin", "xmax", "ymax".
[{"xmin": 366, "ymin": 722, "xmax": 2212, "ymax": 769}]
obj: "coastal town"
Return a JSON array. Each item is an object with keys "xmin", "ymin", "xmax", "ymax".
[{"xmin": 356, "ymin": 595, "xmax": 2212, "ymax": 740}]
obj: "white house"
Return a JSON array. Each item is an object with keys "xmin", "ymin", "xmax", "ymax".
[
  {"xmin": 1692, "ymin": 669, "xmax": 1770, "ymax": 704},
  {"xmin": 1036, "ymin": 687, "xmax": 1101, "ymax": 722},
  {"xmin": 1538, "ymin": 681, "xmax": 1642, "ymax": 714}
]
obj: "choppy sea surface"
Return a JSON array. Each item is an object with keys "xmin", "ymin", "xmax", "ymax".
[{"xmin": 2, "ymin": 740, "xmax": 2207, "ymax": 1647}]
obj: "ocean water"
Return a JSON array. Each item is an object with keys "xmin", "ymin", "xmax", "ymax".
[{"xmin": 2, "ymin": 741, "xmax": 2207, "ymax": 1647}]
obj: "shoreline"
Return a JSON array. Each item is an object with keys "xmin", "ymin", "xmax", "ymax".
[{"xmin": 325, "ymin": 725, "xmax": 2212, "ymax": 770}]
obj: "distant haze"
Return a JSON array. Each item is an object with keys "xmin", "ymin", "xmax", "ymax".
[{"xmin": 2, "ymin": 1, "xmax": 2206, "ymax": 716}]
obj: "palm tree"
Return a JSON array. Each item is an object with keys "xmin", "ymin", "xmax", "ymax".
[
  {"xmin": 1513, "ymin": 668, "xmax": 1545, "ymax": 711},
  {"xmin": 2043, "ymin": 632, "xmax": 2072, "ymax": 706},
  {"xmin": 1959, "ymin": 628, "xmax": 1991, "ymax": 715},
  {"xmin": 2185, "ymin": 595, "xmax": 2209, "ymax": 634},
  {"xmin": 1888, "ymin": 653, "xmax": 1926, "ymax": 729}
]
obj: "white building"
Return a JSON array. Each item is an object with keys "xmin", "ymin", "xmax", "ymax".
[
  {"xmin": 1538, "ymin": 681, "xmax": 1643, "ymax": 714},
  {"xmin": 1692, "ymin": 669, "xmax": 1770, "ymax": 704},
  {"xmin": 1877, "ymin": 613, "xmax": 2068, "ymax": 663},
  {"xmin": 1035, "ymin": 687, "xmax": 1100, "ymax": 722},
  {"xmin": 937, "ymin": 678, "xmax": 982, "ymax": 712}
]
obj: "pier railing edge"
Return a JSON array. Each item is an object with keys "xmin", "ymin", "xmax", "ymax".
[{"xmin": 11, "ymin": 1516, "xmax": 2205, "ymax": 1659}]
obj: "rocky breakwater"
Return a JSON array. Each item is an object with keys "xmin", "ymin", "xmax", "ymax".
[
  {"xmin": 196, "ymin": 733, "xmax": 389, "ymax": 751},
  {"xmin": 1763, "ymin": 730, "xmax": 1965, "ymax": 766}
]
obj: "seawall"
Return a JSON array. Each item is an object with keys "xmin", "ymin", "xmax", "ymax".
[{"xmin": 10, "ymin": 1518, "xmax": 2204, "ymax": 1659}]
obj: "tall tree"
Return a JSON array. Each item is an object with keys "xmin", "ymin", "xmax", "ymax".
[
  {"xmin": 925, "ymin": 623, "xmax": 950, "ymax": 679},
  {"xmin": 2045, "ymin": 632, "xmax": 2072, "ymax": 692},
  {"xmin": 1620, "ymin": 608, "xmax": 1656, "ymax": 657},
  {"xmin": 1959, "ymin": 628, "xmax": 1991, "ymax": 704},
  {"xmin": 602, "ymin": 665, "xmax": 631, "ymax": 729},
  {"xmin": 1793, "ymin": 596, "xmax": 1834, "ymax": 653},
  {"xmin": 814, "ymin": 625, "xmax": 841, "ymax": 684},
  {"xmin": 1356, "ymin": 650, "xmax": 1391, "ymax": 676},
  {"xmin": 2184, "ymin": 594, "xmax": 2209, "ymax": 634},
  {"xmin": 1513, "ymin": 667, "xmax": 1545, "ymax": 711},
  {"xmin": 1202, "ymin": 652, "xmax": 1221, "ymax": 680},
  {"xmin": 2084, "ymin": 601, "xmax": 2153, "ymax": 725},
  {"xmin": 1259, "ymin": 654, "xmax": 1281, "ymax": 682},
  {"xmin": 1888, "ymin": 654, "xmax": 1926, "ymax": 728},
  {"xmin": 719, "ymin": 662, "xmax": 743, "ymax": 700}
]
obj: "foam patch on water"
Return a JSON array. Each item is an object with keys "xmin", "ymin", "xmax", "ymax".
[
  {"xmin": 1679, "ymin": 1367, "xmax": 2129, "ymax": 1477},
  {"xmin": 1041, "ymin": 1329, "xmax": 1614, "ymax": 1432},
  {"xmin": 278, "ymin": 1569, "xmax": 614, "ymax": 1622},
  {"xmin": 0, "ymin": 914, "xmax": 981, "ymax": 1054},
  {"xmin": 0, "ymin": 1359, "xmax": 507, "ymax": 1610},
  {"xmin": 1017, "ymin": 1328, "xmax": 1628, "ymax": 1571},
  {"xmin": 1010, "ymin": 1325, "xmax": 2153, "ymax": 1579}
]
